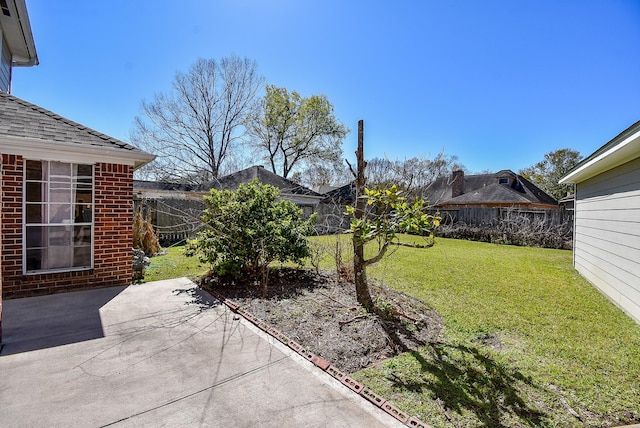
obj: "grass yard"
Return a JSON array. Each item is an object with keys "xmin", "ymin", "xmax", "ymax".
[
  {"xmin": 145, "ymin": 237, "xmax": 640, "ymax": 427},
  {"xmin": 358, "ymin": 237, "xmax": 640, "ymax": 427},
  {"xmin": 142, "ymin": 245, "xmax": 208, "ymax": 283}
]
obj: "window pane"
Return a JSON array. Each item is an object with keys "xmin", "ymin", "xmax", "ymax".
[
  {"xmin": 75, "ymin": 164, "xmax": 93, "ymax": 178},
  {"xmin": 74, "ymin": 205, "xmax": 92, "ymax": 223},
  {"xmin": 25, "ymin": 182, "xmax": 44, "ymax": 202},
  {"xmin": 48, "ymin": 225, "xmax": 72, "ymax": 246},
  {"xmin": 25, "ymin": 160, "xmax": 44, "ymax": 181},
  {"xmin": 50, "ymin": 204, "xmax": 73, "ymax": 223},
  {"xmin": 26, "ymin": 204, "xmax": 45, "ymax": 224},
  {"xmin": 50, "ymin": 185, "xmax": 72, "ymax": 203},
  {"xmin": 75, "ymin": 187, "xmax": 92, "ymax": 204},
  {"xmin": 74, "ymin": 225, "xmax": 91, "ymax": 244},
  {"xmin": 26, "ymin": 249, "xmax": 43, "ymax": 271},
  {"xmin": 50, "ymin": 162, "xmax": 71, "ymax": 177},
  {"xmin": 26, "ymin": 226, "xmax": 45, "ymax": 248},
  {"xmin": 48, "ymin": 246, "xmax": 72, "ymax": 269}
]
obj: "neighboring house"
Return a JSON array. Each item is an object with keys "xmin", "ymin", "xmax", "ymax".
[
  {"xmin": 318, "ymin": 170, "xmax": 562, "ymax": 232},
  {"xmin": 421, "ymin": 170, "xmax": 561, "ymax": 226},
  {"xmin": 134, "ymin": 165, "xmax": 324, "ymax": 243},
  {"xmin": 317, "ymin": 182, "xmax": 356, "ymax": 233},
  {"xmin": 560, "ymin": 120, "xmax": 640, "ymax": 324},
  {"xmin": 423, "ymin": 169, "xmax": 559, "ymax": 209},
  {"xmin": 204, "ymin": 165, "xmax": 324, "ymax": 218}
]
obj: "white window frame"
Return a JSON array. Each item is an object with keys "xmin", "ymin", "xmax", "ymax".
[{"xmin": 23, "ymin": 159, "xmax": 95, "ymax": 274}]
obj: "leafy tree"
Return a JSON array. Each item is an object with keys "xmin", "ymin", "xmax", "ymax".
[
  {"xmin": 186, "ymin": 180, "xmax": 316, "ymax": 296},
  {"xmin": 131, "ymin": 56, "xmax": 264, "ymax": 184},
  {"xmin": 519, "ymin": 148, "xmax": 583, "ymax": 201},
  {"xmin": 347, "ymin": 121, "xmax": 440, "ymax": 309},
  {"xmin": 347, "ymin": 186, "xmax": 440, "ymax": 309},
  {"xmin": 247, "ymin": 85, "xmax": 349, "ymax": 178}
]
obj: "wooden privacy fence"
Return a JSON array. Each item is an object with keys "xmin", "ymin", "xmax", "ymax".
[
  {"xmin": 436, "ymin": 206, "xmax": 572, "ymax": 228},
  {"xmin": 134, "ymin": 198, "xmax": 206, "ymax": 245},
  {"xmin": 432, "ymin": 206, "xmax": 574, "ymax": 249}
]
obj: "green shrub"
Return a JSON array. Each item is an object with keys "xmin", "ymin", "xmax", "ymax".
[{"xmin": 186, "ymin": 179, "xmax": 316, "ymax": 295}]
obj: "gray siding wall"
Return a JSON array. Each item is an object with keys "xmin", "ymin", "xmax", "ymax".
[
  {"xmin": 574, "ymin": 156, "xmax": 640, "ymax": 323},
  {"xmin": 0, "ymin": 36, "xmax": 11, "ymax": 92}
]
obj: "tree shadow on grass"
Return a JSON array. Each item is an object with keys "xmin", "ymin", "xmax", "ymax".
[{"xmin": 388, "ymin": 342, "xmax": 549, "ymax": 428}]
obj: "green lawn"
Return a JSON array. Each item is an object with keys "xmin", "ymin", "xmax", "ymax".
[
  {"xmin": 142, "ymin": 245, "xmax": 208, "ymax": 283},
  {"xmin": 360, "ymin": 237, "xmax": 640, "ymax": 427},
  {"xmin": 144, "ymin": 237, "xmax": 640, "ymax": 427}
]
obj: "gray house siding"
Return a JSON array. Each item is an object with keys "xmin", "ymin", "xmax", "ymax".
[
  {"xmin": 573, "ymin": 156, "xmax": 640, "ymax": 323},
  {"xmin": 1, "ymin": 37, "xmax": 12, "ymax": 92}
]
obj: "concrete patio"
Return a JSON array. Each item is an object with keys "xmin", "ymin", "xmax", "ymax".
[{"xmin": 0, "ymin": 278, "xmax": 404, "ymax": 427}]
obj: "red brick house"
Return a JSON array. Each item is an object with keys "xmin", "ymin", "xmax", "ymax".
[
  {"xmin": 0, "ymin": 94, "xmax": 154, "ymax": 339},
  {"xmin": 0, "ymin": 0, "xmax": 154, "ymax": 342}
]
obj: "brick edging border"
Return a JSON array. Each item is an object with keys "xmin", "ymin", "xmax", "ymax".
[{"xmin": 204, "ymin": 285, "xmax": 432, "ymax": 428}]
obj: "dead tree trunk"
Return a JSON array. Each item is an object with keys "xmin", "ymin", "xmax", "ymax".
[{"xmin": 353, "ymin": 120, "xmax": 373, "ymax": 309}]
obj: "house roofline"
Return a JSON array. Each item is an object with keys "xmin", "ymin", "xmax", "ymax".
[
  {"xmin": 1, "ymin": 0, "xmax": 38, "ymax": 66},
  {"xmin": 1, "ymin": 135, "xmax": 155, "ymax": 169},
  {"xmin": 560, "ymin": 120, "xmax": 640, "ymax": 184}
]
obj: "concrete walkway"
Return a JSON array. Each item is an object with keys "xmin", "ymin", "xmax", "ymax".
[{"xmin": 0, "ymin": 278, "xmax": 405, "ymax": 427}]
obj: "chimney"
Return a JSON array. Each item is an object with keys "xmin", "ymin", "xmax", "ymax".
[{"xmin": 452, "ymin": 170, "xmax": 464, "ymax": 198}]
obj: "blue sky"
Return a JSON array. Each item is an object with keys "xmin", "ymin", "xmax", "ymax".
[{"xmin": 12, "ymin": 0, "xmax": 640, "ymax": 174}]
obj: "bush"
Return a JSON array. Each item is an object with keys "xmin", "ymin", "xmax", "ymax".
[
  {"xmin": 186, "ymin": 179, "xmax": 317, "ymax": 295},
  {"xmin": 437, "ymin": 212, "xmax": 572, "ymax": 249},
  {"xmin": 133, "ymin": 205, "xmax": 161, "ymax": 256}
]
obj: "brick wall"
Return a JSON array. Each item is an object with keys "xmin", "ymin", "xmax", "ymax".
[{"xmin": 1, "ymin": 155, "xmax": 134, "ymax": 299}]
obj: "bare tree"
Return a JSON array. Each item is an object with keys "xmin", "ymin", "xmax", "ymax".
[
  {"xmin": 298, "ymin": 161, "xmax": 352, "ymax": 190},
  {"xmin": 366, "ymin": 153, "xmax": 465, "ymax": 192},
  {"xmin": 131, "ymin": 56, "xmax": 264, "ymax": 184}
]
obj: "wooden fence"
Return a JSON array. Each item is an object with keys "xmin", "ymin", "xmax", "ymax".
[
  {"xmin": 135, "ymin": 198, "xmax": 206, "ymax": 245},
  {"xmin": 436, "ymin": 206, "xmax": 572, "ymax": 228}
]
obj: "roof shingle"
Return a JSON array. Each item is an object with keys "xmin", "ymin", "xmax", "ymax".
[{"xmin": 0, "ymin": 92, "xmax": 146, "ymax": 154}]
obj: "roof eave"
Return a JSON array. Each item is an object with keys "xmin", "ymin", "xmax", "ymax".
[
  {"xmin": 560, "ymin": 126, "xmax": 640, "ymax": 184},
  {"xmin": 0, "ymin": 135, "xmax": 155, "ymax": 169},
  {"xmin": 1, "ymin": 0, "xmax": 39, "ymax": 67}
]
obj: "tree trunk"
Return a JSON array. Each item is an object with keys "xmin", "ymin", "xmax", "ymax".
[{"xmin": 353, "ymin": 120, "xmax": 373, "ymax": 309}]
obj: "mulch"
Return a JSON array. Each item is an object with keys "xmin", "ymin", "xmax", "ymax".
[{"xmin": 197, "ymin": 268, "xmax": 443, "ymax": 373}]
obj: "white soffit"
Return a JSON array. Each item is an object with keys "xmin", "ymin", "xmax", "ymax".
[
  {"xmin": 560, "ymin": 129, "xmax": 640, "ymax": 184},
  {"xmin": 0, "ymin": 135, "xmax": 155, "ymax": 169},
  {"xmin": 0, "ymin": 0, "xmax": 38, "ymax": 66}
]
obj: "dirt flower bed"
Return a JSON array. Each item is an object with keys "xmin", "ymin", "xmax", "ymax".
[{"xmin": 198, "ymin": 268, "xmax": 443, "ymax": 374}]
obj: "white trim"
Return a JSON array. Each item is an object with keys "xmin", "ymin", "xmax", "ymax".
[
  {"xmin": 560, "ymin": 129, "xmax": 640, "ymax": 184},
  {"xmin": 0, "ymin": 0, "xmax": 38, "ymax": 66},
  {"xmin": 0, "ymin": 135, "xmax": 155, "ymax": 168}
]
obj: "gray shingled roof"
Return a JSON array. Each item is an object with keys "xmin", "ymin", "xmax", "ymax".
[
  {"xmin": 200, "ymin": 165, "xmax": 323, "ymax": 197},
  {"xmin": 322, "ymin": 182, "xmax": 356, "ymax": 204},
  {"xmin": 133, "ymin": 180, "xmax": 195, "ymax": 192},
  {"xmin": 0, "ymin": 92, "xmax": 145, "ymax": 153},
  {"xmin": 423, "ymin": 170, "xmax": 558, "ymax": 206}
]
